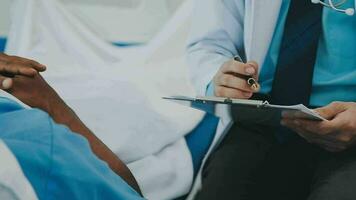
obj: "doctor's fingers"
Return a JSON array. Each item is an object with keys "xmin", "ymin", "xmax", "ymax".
[
  {"xmin": 313, "ymin": 139, "xmax": 348, "ymax": 152},
  {"xmin": 221, "ymin": 60, "xmax": 259, "ymax": 77},
  {"xmin": 215, "ymin": 86, "xmax": 253, "ymax": 99},
  {"xmin": 290, "ymin": 127, "xmax": 341, "ymax": 151},
  {"xmin": 0, "ymin": 75, "xmax": 13, "ymax": 90},
  {"xmin": 282, "ymin": 119, "xmax": 346, "ymax": 148},
  {"xmin": 216, "ymin": 74, "xmax": 256, "ymax": 93},
  {"xmin": 285, "ymin": 123, "xmax": 315, "ymax": 143}
]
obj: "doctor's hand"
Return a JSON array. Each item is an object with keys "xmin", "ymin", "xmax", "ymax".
[
  {"xmin": 281, "ymin": 102, "xmax": 356, "ymax": 152},
  {"xmin": 213, "ymin": 59, "xmax": 259, "ymax": 99},
  {"xmin": 0, "ymin": 53, "xmax": 46, "ymax": 89}
]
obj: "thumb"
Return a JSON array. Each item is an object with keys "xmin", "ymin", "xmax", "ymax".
[
  {"xmin": 0, "ymin": 75, "xmax": 13, "ymax": 90},
  {"xmin": 314, "ymin": 102, "xmax": 347, "ymax": 120}
]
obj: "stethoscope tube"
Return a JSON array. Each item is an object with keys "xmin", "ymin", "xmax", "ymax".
[{"xmin": 311, "ymin": 0, "xmax": 355, "ymax": 16}]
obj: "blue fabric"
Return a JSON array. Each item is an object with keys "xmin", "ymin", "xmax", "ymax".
[
  {"xmin": 206, "ymin": 82, "xmax": 215, "ymax": 97},
  {"xmin": 311, "ymin": 0, "xmax": 356, "ymax": 105},
  {"xmin": 185, "ymin": 82, "xmax": 219, "ymax": 175},
  {"xmin": 0, "ymin": 37, "xmax": 137, "ymax": 52},
  {"xmin": 260, "ymin": 0, "xmax": 356, "ymax": 107},
  {"xmin": 0, "ymin": 37, "xmax": 6, "ymax": 52},
  {"xmin": 0, "ymin": 97, "xmax": 143, "ymax": 200},
  {"xmin": 185, "ymin": 114, "xmax": 218, "ymax": 174},
  {"xmin": 259, "ymin": 1, "xmax": 290, "ymax": 95},
  {"xmin": 112, "ymin": 41, "xmax": 142, "ymax": 47}
]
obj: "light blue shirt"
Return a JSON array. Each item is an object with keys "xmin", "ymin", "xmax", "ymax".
[
  {"xmin": 0, "ymin": 97, "xmax": 143, "ymax": 200},
  {"xmin": 260, "ymin": 0, "xmax": 356, "ymax": 106}
]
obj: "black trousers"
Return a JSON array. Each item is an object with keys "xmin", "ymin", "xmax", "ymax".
[{"xmin": 195, "ymin": 123, "xmax": 356, "ymax": 200}]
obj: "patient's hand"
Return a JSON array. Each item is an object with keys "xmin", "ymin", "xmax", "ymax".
[
  {"xmin": 0, "ymin": 53, "xmax": 59, "ymax": 114},
  {"xmin": 4, "ymin": 73, "xmax": 65, "ymax": 115},
  {"xmin": 0, "ymin": 53, "xmax": 46, "ymax": 89}
]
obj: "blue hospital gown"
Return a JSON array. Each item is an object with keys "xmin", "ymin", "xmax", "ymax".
[{"xmin": 0, "ymin": 97, "xmax": 144, "ymax": 200}]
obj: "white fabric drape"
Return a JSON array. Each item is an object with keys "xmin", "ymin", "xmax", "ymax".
[
  {"xmin": 0, "ymin": 140, "xmax": 38, "ymax": 200},
  {"xmin": 6, "ymin": 0, "xmax": 201, "ymax": 199}
]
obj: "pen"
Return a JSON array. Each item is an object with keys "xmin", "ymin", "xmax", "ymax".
[{"xmin": 230, "ymin": 55, "xmax": 260, "ymax": 92}]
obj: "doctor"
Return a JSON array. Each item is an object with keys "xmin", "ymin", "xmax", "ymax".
[{"xmin": 187, "ymin": 0, "xmax": 356, "ymax": 199}]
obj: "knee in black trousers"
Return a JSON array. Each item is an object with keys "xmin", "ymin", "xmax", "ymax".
[
  {"xmin": 195, "ymin": 123, "xmax": 277, "ymax": 200},
  {"xmin": 307, "ymin": 148, "xmax": 356, "ymax": 200}
]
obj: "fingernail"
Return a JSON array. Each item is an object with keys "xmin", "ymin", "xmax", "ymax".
[
  {"xmin": 245, "ymin": 67, "xmax": 255, "ymax": 75},
  {"xmin": 247, "ymin": 62, "xmax": 258, "ymax": 68},
  {"xmin": 2, "ymin": 78, "xmax": 12, "ymax": 89}
]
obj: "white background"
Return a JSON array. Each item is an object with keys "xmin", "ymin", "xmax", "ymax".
[
  {"xmin": 0, "ymin": 0, "xmax": 183, "ymax": 41},
  {"xmin": 0, "ymin": 0, "xmax": 11, "ymax": 37}
]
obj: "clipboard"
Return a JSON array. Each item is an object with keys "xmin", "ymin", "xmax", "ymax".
[{"xmin": 163, "ymin": 95, "xmax": 326, "ymax": 127}]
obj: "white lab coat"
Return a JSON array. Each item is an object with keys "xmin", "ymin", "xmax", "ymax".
[{"xmin": 186, "ymin": 0, "xmax": 285, "ymax": 198}]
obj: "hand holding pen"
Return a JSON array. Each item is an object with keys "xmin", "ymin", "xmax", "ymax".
[{"xmin": 212, "ymin": 55, "xmax": 260, "ymax": 99}]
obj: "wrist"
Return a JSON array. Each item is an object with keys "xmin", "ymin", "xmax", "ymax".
[{"xmin": 45, "ymin": 94, "xmax": 76, "ymax": 125}]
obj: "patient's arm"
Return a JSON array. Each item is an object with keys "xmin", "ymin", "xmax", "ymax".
[
  {"xmin": 47, "ymin": 95, "xmax": 143, "ymax": 195},
  {"xmin": 1, "ymin": 71, "xmax": 142, "ymax": 195}
]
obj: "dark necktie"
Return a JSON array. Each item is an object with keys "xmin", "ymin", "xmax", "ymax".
[
  {"xmin": 270, "ymin": 0, "xmax": 323, "ymax": 106},
  {"xmin": 269, "ymin": 0, "xmax": 323, "ymax": 142}
]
